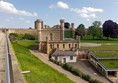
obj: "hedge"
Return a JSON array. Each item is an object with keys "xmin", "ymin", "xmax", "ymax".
[{"xmin": 50, "ymin": 58, "xmax": 103, "ymax": 83}]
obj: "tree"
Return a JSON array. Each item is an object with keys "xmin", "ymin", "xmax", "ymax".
[
  {"xmin": 75, "ymin": 24, "xmax": 85, "ymax": 39},
  {"xmin": 64, "ymin": 22, "xmax": 70, "ymax": 29},
  {"xmin": 103, "ymin": 20, "xmax": 118, "ymax": 39},
  {"xmin": 88, "ymin": 21, "xmax": 102, "ymax": 39}
]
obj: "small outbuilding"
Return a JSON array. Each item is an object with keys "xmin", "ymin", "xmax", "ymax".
[{"xmin": 51, "ymin": 49, "xmax": 77, "ymax": 63}]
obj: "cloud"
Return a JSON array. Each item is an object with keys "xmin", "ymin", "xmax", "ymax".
[
  {"xmin": 70, "ymin": 7, "xmax": 103, "ymax": 20},
  {"xmin": 49, "ymin": 1, "xmax": 103, "ymax": 21},
  {"xmin": 19, "ymin": 17, "xmax": 24, "ymax": 20},
  {"xmin": 25, "ymin": 20, "xmax": 31, "ymax": 23},
  {"xmin": 49, "ymin": 1, "xmax": 69, "ymax": 9},
  {"xmin": 0, "ymin": 1, "xmax": 37, "ymax": 16}
]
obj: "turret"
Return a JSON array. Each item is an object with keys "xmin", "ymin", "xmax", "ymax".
[
  {"xmin": 71, "ymin": 23, "xmax": 74, "ymax": 29},
  {"xmin": 35, "ymin": 19, "xmax": 42, "ymax": 30},
  {"xmin": 60, "ymin": 19, "xmax": 65, "ymax": 40},
  {"xmin": 60, "ymin": 19, "xmax": 65, "ymax": 30},
  {"xmin": 35, "ymin": 19, "xmax": 42, "ymax": 51}
]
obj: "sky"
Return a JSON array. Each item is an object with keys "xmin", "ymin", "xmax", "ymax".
[{"xmin": 0, "ymin": 0, "xmax": 118, "ymax": 28}]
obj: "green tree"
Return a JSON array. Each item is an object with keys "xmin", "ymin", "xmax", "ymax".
[
  {"xmin": 75, "ymin": 24, "xmax": 85, "ymax": 39},
  {"xmin": 88, "ymin": 21, "xmax": 102, "ymax": 39}
]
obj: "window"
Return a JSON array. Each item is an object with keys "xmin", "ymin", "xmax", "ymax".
[
  {"xmin": 57, "ymin": 44, "xmax": 59, "ymax": 48},
  {"xmin": 55, "ymin": 56, "xmax": 58, "ymax": 60},
  {"xmin": 75, "ymin": 44, "xmax": 77, "ymax": 48},
  {"xmin": 63, "ymin": 44, "xmax": 65, "ymax": 48},
  {"xmin": 69, "ymin": 44, "xmax": 71, "ymax": 48},
  {"xmin": 50, "ymin": 33, "xmax": 52, "ymax": 40},
  {"xmin": 50, "ymin": 44, "xmax": 52, "ymax": 49},
  {"xmin": 70, "ymin": 56, "xmax": 73, "ymax": 60}
]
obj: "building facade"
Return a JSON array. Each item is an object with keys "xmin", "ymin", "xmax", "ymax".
[{"xmin": 35, "ymin": 19, "xmax": 80, "ymax": 54}]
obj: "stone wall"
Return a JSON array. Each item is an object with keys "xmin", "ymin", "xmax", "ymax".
[
  {"xmin": 40, "ymin": 29, "xmax": 62, "ymax": 41},
  {"xmin": 8, "ymin": 29, "xmax": 37, "ymax": 35}
]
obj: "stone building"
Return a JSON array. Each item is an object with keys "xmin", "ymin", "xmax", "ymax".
[{"xmin": 35, "ymin": 19, "xmax": 80, "ymax": 54}]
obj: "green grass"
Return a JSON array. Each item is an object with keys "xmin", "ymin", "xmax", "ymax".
[
  {"xmin": 100, "ymin": 60, "xmax": 118, "ymax": 68},
  {"xmin": 81, "ymin": 35, "xmax": 118, "ymax": 43},
  {"xmin": 94, "ymin": 52, "xmax": 118, "ymax": 58},
  {"xmin": 88, "ymin": 45, "xmax": 118, "ymax": 50},
  {"xmin": 12, "ymin": 40, "xmax": 74, "ymax": 83}
]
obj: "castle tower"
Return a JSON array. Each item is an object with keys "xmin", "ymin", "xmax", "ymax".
[
  {"xmin": 35, "ymin": 19, "xmax": 42, "ymax": 51},
  {"xmin": 77, "ymin": 36, "xmax": 81, "ymax": 49},
  {"xmin": 71, "ymin": 23, "xmax": 75, "ymax": 39},
  {"xmin": 60, "ymin": 19, "xmax": 65, "ymax": 40}
]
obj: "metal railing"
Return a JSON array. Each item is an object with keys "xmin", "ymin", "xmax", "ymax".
[{"xmin": 6, "ymin": 32, "xmax": 11, "ymax": 83}]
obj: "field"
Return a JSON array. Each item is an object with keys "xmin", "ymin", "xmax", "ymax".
[
  {"xmin": 100, "ymin": 60, "xmax": 118, "ymax": 68},
  {"xmin": 88, "ymin": 45, "xmax": 118, "ymax": 51},
  {"xmin": 81, "ymin": 36, "xmax": 118, "ymax": 43},
  {"xmin": 94, "ymin": 52, "xmax": 118, "ymax": 58},
  {"xmin": 12, "ymin": 40, "xmax": 74, "ymax": 83}
]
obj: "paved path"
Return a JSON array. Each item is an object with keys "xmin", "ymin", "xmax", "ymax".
[
  {"xmin": 69, "ymin": 60, "xmax": 111, "ymax": 83},
  {"xmin": 30, "ymin": 50, "xmax": 88, "ymax": 83},
  {"xmin": 0, "ymin": 31, "xmax": 6, "ymax": 83},
  {"xmin": 80, "ymin": 43, "xmax": 101, "ymax": 47}
]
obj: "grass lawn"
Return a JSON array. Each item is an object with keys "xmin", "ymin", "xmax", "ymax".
[
  {"xmin": 81, "ymin": 36, "xmax": 118, "ymax": 43},
  {"xmin": 94, "ymin": 52, "xmax": 118, "ymax": 58},
  {"xmin": 100, "ymin": 60, "xmax": 118, "ymax": 68},
  {"xmin": 86, "ymin": 45, "xmax": 118, "ymax": 51},
  {"xmin": 12, "ymin": 40, "xmax": 74, "ymax": 83}
]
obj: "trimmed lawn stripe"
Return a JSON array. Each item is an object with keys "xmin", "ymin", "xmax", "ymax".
[
  {"xmin": 100, "ymin": 60, "xmax": 118, "ymax": 68},
  {"xmin": 12, "ymin": 40, "xmax": 74, "ymax": 83}
]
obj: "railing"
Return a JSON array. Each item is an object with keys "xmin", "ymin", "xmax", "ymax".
[{"xmin": 5, "ymin": 32, "xmax": 11, "ymax": 83}]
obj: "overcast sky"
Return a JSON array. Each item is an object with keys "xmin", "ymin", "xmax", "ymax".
[{"xmin": 0, "ymin": 0, "xmax": 118, "ymax": 28}]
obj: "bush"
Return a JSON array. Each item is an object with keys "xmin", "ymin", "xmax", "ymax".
[
  {"xmin": 50, "ymin": 59, "xmax": 102, "ymax": 83},
  {"xmin": 90, "ymin": 79, "xmax": 103, "ymax": 83},
  {"xmin": 49, "ymin": 58, "xmax": 63, "ymax": 66},
  {"xmin": 22, "ymin": 34, "xmax": 36, "ymax": 40},
  {"xmin": 9, "ymin": 33, "xmax": 18, "ymax": 41},
  {"xmin": 82, "ymin": 74, "xmax": 92, "ymax": 81}
]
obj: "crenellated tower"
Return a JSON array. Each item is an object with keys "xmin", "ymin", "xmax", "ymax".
[
  {"xmin": 60, "ymin": 19, "xmax": 65, "ymax": 40},
  {"xmin": 35, "ymin": 19, "xmax": 42, "ymax": 51}
]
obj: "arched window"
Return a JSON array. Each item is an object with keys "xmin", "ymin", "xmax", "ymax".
[
  {"xmin": 50, "ymin": 44, "xmax": 52, "ymax": 49},
  {"xmin": 75, "ymin": 44, "xmax": 77, "ymax": 48},
  {"xmin": 69, "ymin": 44, "xmax": 71, "ymax": 48},
  {"xmin": 57, "ymin": 44, "xmax": 59, "ymax": 48},
  {"xmin": 50, "ymin": 33, "xmax": 53, "ymax": 40},
  {"xmin": 63, "ymin": 44, "xmax": 65, "ymax": 48}
]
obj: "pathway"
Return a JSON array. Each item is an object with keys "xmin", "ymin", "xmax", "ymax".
[
  {"xmin": 0, "ymin": 31, "xmax": 6, "ymax": 83},
  {"xmin": 30, "ymin": 50, "xmax": 88, "ymax": 83},
  {"xmin": 69, "ymin": 60, "xmax": 111, "ymax": 83}
]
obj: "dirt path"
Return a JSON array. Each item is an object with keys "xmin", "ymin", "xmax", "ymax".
[{"xmin": 30, "ymin": 50, "xmax": 88, "ymax": 83}]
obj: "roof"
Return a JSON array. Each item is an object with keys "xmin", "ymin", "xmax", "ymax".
[{"xmin": 51, "ymin": 49, "xmax": 76, "ymax": 57}]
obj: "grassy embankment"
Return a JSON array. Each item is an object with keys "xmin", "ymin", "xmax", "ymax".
[{"xmin": 12, "ymin": 40, "xmax": 74, "ymax": 83}]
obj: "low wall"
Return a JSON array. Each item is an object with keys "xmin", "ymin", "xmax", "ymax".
[{"xmin": 8, "ymin": 29, "xmax": 37, "ymax": 35}]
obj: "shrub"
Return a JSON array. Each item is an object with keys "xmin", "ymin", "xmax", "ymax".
[
  {"xmin": 90, "ymin": 79, "xmax": 103, "ymax": 83},
  {"xmin": 50, "ymin": 59, "xmax": 102, "ymax": 83},
  {"xmin": 82, "ymin": 74, "xmax": 92, "ymax": 81},
  {"xmin": 22, "ymin": 34, "xmax": 36, "ymax": 40},
  {"xmin": 9, "ymin": 33, "xmax": 18, "ymax": 41},
  {"xmin": 49, "ymin": 58, "xmax": 63, "ymax": 66}
]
